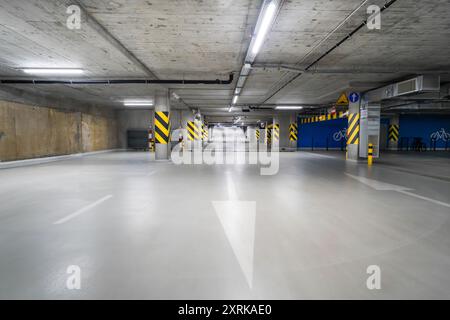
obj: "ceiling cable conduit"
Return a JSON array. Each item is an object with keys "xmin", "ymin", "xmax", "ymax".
[
  {"xmin": 250, "ymin": 64, "xmax": 450, "ymax": 75},
  {"xmin": 304, "ymin": 0, "xmax": 399, "ymax": 71},
  {"xmin": 259, "ymin": 0, "xmax": 398, "ymax": 105},
  {"xmin": 0, "ymin": 74, "xmax": 234, "ymax": 85}
]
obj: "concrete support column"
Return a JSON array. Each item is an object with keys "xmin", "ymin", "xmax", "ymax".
[
  {"xmin": 247, "ymin": 126, "xmax": 257, "ymax": 151},
  {"xmin": 276, "ymin": 114, "xmax": 291, "ymax": 151},
  {"xmin": 154, "ymin": 90, "xmax": 170, "ymax": 160},
  {"xmin": 271, "ymin": 117, "xmax": 279, "ymax": 150},
  {"xmin": 388, "ymin": 114, "xmax": 400, "ymax": 150},
  {"xmin": 266, "ymin": 120, "xmax": 272, "ymax": 147},
  {"xmin": 347, "ymin": 93, "xmax": 361, "ymax": 161},
  {"xmin": 182, "ymin": 110, "xmax": 194, "ymax": 150},
  {"xmin": 289, "ymin": 113, "xmax": 298, "ymax": 150}
]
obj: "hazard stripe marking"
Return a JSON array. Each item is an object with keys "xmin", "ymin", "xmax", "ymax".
[
  {"xmin": 347, "ymin": 113, "xmax": 360, "ymax": 145},
  {"xmin": 154, "ymin": 111, "xmax": 170, "ymax": 144}
]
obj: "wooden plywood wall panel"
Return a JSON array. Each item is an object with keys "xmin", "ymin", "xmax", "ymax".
[
  {"xmin": 14, "ymin": 104, "xmax": 52, "ymax": 159},
  {"xmin": 48, "ymin": 109, "xmax": 82, "ymax": 156},
  {"xmin": 0, "ymin": 100, "xmax": 118, "ymax": 161},
  {"xmin": 81, "ymin": 113, "xmax": 117, "ymax": 152},
  {"xmin": 0, "ymin": 102, "xmax": 18, "ymax": 161}
]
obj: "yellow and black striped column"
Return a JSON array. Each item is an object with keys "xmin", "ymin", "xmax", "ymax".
[
  {"xmin": 202, "ymin": 122, "xmax": 208, "ymax": 141},
  {"xmin": 347, "ymin": 113, "xmax": 360, "ymax": 145},
  {"xmin": 154, "ymin": 111, "xmax": 171, "ymax": 144},
  {"xmin": 389, "ymin": 124, "xmax": 399, "ymax": 141},
  {"xmin": 187, "ymin": 121, "xmax": 200, "ymax": 141},
  {"xmin": 272, "ymin": 123, "xmax": 280, "ymax": 143},
  {"xmin": 266, "ymin": 124, "xmax": 272, "ymax": 145},
  {"xmin": 256, "ymin": 129, "xmax": 260, "ymax": 141},
  {"xmin": 289, "ymin": 123, "xmax": 298, "ymax": 142}
]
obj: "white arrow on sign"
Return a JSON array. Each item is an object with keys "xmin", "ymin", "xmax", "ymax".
[
  {"xmin": 212, "ymin": 172, "xmax": 256, "ymax": 288},
  {"xmin": 345, "ymin": 173, "xmax": 450, "ymax": 208}
]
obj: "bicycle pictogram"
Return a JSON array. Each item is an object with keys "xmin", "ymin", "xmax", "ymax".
[
  {"xmin": 333, "ymin": 128, "xmax": 347, "ymax": 141},
  {"xmin": 430, "ymin": 128, "xmax": 450, "ymax": 141}
]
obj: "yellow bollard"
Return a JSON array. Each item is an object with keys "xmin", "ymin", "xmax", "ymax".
[{"xmin": 368, "ymin": 143, "xmax": 373, "ymax": 166}]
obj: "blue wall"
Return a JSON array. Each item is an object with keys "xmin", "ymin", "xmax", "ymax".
[
  {"xmin": 398, "ymin": 115, "xmax": 450, "ymax": 149},
  {"xmin": 298, "ymin": 114, "xmax": 450, "ymax": 150},
  {"xmin": 297, "ymin": 118, "xmax": 347, "ymax": 149}
]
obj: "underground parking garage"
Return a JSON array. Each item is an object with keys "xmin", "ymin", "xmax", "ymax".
[{"xmin": 0, "ymin": 0, "xmax": 450, "ymax": 307}]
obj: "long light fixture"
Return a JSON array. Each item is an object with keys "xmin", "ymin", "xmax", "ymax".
[
  {"xmin": 228, "ymin": 106, "xmax": 233, "ymax": 113},
  {"xmin": 21, "ymin": 68, "xmax": 84, "ymax": 75},
  {"xmin": 275, "ymin": 106, "xmax": 304, "ymax": 110},
  {"xmin": 229, "ymin": 1, "xmax": 277, "ymax": 109},
  {"xmin": 123, "ymin": 100, "xmax": 154, "ymax": 107},
  {"xmin": 251, "ymin": 1, "xmax": 277, "ymax": 55}
]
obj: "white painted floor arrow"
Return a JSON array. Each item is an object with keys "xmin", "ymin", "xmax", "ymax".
[
  {"xmin": 346, "ymin": 173, "xmax": 450, "ymax": 208},
  {"xmin": 212, "ymin": 172, "xmax": 256, "ymax": 288}
]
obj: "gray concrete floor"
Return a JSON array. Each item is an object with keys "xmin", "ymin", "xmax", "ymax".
[{"xmin": 0, "ymin": 151, "xmax": 449, "ymax": 299}]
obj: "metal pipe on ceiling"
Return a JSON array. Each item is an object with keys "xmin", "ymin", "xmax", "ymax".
[
  {"xmin": 0, "ymin": 74, "xmax": 234, "ymax": 85},
  {"xmin": 304, "ymin": 0, "xmax": 399, "ymax": 71},
  {"xmin": 251, "ymin": 64, "xmax": 450, "ymax": 75},
  {"xmin": 258, "ymin": 0, "xmax": 399, "ymax": 105}
]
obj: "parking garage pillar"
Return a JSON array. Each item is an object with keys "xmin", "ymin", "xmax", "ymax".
[
  {"xmin": 275, "ymin": 114, "xmax": 291, "ymax": 151},
  {"xmin": 347, "ymin": 92, "xmax": 361, "ymax": 161},
  {"xmin": 247, "ymin": 126, "xmax": 257, "ymax": 151},
  {"xmin": 272, "ymin": 117, "xmax": 280, "ymax": 150},
  {"xmin": 388, "ymin": 115, "xmax": 400, "ymax": 150},
  {"xmin": 289, "ymin": 113, "xmax": 298, "ymax": 150},
  {"xmin": 154, "ymin": 90, "xmax": 171, "ymax": 160}
]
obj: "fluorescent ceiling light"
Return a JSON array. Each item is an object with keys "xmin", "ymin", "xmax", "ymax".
[
  {"xmin": 275, "ymin": 106, "xmax": 304, "ymax": 110},
  {"xmin": 21, "ymin": 68, "xmax": 84, "ymax": 75},
  {"xmin": 232, "ymin": 95, "xmax": 238, "ymax": 104},
  {"xmin": 124, "ymin": 103, "xmax": 154, "ymax": 107},
  {"xmin": 251, "ymin": 1, "xmax": 277, "ymax": 56},
  {"xmin": 123, "ymin": 100, "xmax": 154, "ymax": 107},
  {"xmin": 236, "ymin": 76, "xmax": 246, "ymax": 88},
  {"xmin": 228, "ymin": 106, "xmax": 233, "ymax": 112}
]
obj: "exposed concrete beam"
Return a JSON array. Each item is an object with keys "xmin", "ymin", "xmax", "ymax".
[
  {"xmin": 74, "ymin": 0, "xmax": 159, "ymax": 80},
  {"xmin": 256, "ymin": 0, "xmax": 400, "ymax": 106},
  {"xmin": 252, "ymin": 64, "xmax": 450, "ymax": 75}
]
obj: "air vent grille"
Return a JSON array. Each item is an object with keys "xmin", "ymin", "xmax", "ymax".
[{"xmin": 397, "ymin": 79, "xmax": 417, "ymax": 95}]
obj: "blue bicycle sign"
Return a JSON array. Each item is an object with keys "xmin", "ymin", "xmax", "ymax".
[
  {"xmin": 333, "ymin": 128, "xmax": 347, "ymax": 141},
  {"xmin": 430, "ymin": 128, "xmax": 450, "ymax": 141}
]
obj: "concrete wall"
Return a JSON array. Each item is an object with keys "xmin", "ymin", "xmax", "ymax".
[
  {"xmin": 0, "ymin": 101, "xmax": 118, "ymax": 161},
  {"xmin": 116, "ymin": 109, "xmax": 191, "ymax": 148},
  {"xmin": 117, "ymin": 109, "xmax": 153, "ymax": 148}
]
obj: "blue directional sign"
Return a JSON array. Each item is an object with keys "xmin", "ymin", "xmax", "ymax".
[{"xmin": 349, "ymin": 92, "xmax": 360, "ymax": 103}]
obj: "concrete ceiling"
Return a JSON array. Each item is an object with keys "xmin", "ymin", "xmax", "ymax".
[{"xmin": 0, "ymin": 0, "xmax": 449, "ymax": 119}]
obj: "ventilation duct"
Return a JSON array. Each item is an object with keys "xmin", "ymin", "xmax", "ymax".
[{"xmin": 364, "ymin": 75, "xmax": 440, "ymax": 102}]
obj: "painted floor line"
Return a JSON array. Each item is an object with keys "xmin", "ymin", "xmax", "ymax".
[
  {"xmin": 397, "ymin": 190, "xmax": 450, "ymax": 208},
  {"xmin": 346, "ymin": 173, "xmax": 450, "ymax": 208},
  {"xmin": 53, "ymin": 195, "xmax": 113, "ymax": 225},
  {"xmin": 302, "ymin": 152, "xmax": 336, "ymax": 159},
  {"xmin": 147, "ymin": 170, "xmax": 157, "ymax": 177}
]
